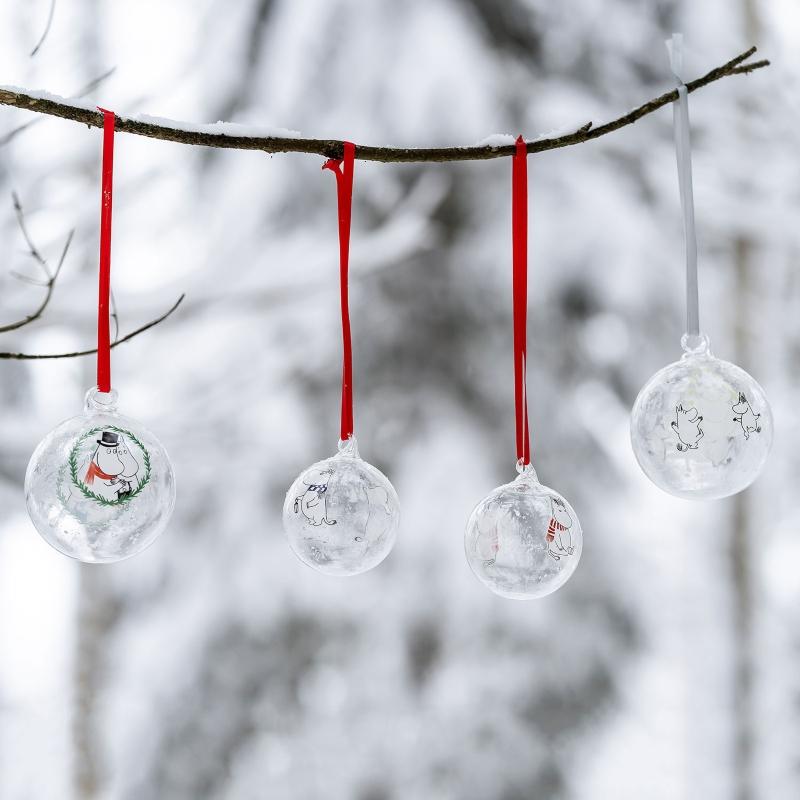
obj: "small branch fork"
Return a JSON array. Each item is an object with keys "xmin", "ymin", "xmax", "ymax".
[
  {"xmin": 0, "ymin": 193, "xmax": 183, "ymax": 360},
  {"xmin": 0, "ymin": 48, "xmax": 768, "ymax": 162},
  {"xmin": 0, "ymin": 191, "xmax": 73, "ymax": 333}
]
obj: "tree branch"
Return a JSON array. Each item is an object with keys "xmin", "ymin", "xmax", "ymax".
[
  {"xmin": 0, "ymin": 293, "xmax": 185, "ymax": 360},
  {"xmin": 0, "ymin": 192, "xmax": 73, "ymax": 333},
  {"xmin": 0, "ymin": 67, "xmax": 116, "ymax": 147},
  {"xmin": 0, "ymin": 47, "xmax": 768, "ymax": 162},
  {"xmin": 29, "ymin": 0, "xmax": 57, "ymax": 57}
]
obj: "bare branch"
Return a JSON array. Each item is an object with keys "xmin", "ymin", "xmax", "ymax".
[
  {"xmin": 0, "ymin": 47, "xmax": 769, "ymax": 162},
  {"xmin": 0, "ymin": 48, "xmax": 765, "ymax": 363},
  {"xmin": 9, "ymin": 271, "xmax": 48, "ymax": 287},
  {"xmin": 53, "ymin": 227, "xmax": 71, "ymax": 280},
  {"xmin": 109, "ymin": 287, "xmax": 119, "ymax": 341},
  {"xmin": 75, "ymin": 67, "xmax": 117, "ymax": 97},
  {"xmin": 0, "ymin": 118, "xmax": 36, "ymax": 147},
  {"xmin": 12, "ymin": 190, "xmax": 52, "ymax": 279},
  {"xmin": 0, "ymin": 193, "xmax": 74, "ymax": 333},
  {"xmin": 30, "ymin": 0, "xmax": 57, "ymax": 57},
  {"xmin": 730, "ymin": 59, "xmax": 770, "ymax": 74},
  {"xmin": 0, "ymin": 294, "xmax": 185, "ymax": 360}
]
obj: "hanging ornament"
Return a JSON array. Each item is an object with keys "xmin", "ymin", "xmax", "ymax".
[
  {"xmin": 25, "ymin": 109, "xmax": 176, "ymax": 563},
  {"xmin": 282, "ymin": 143, "xmax": 400, "ymax": 576},
  {"xmin": 465, "ymin": 137, "xmax": 583, "ymax": 600},
  {"xmin": 630, "ymin": 35, "xmax": 773, "ymax": 499}
]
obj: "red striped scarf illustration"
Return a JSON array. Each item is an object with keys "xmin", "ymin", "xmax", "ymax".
[
  {"xmin": 547, "ymin": 517, "xmax": 568, "ymax": 542},
  {"xmin": 84, "ymin": 461, "xmax": 117, "ymax": 485}
]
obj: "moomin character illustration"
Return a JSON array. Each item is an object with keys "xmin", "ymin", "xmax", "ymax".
[
  {"xmin": 294, "ymin": 469, "xmax": 337, "ymax": 527},
  {"xmin": 360, "ymin": 484, "xmax": 394, "ymax": 543},
  {"xmin": 732, "ymin": 392, "xmax": 761, "ymax": 440},
  {"xmin": 476, "ymin": 521, "xmax": 500, "ymax": 567},
  {"xmin": 547, "ymin": 497, "xmax": 574, "ymax": 561},
  {"xmin": 671, "ymin": 404, "xmax": 704, "ymax": 451},
  {"xmin": 83, "ymin": 430, "xmax": 140, "ymax": 501}
]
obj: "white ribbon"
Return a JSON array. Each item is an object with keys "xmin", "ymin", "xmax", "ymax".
[{"xmin": 666, "ymin": 33, "xmax": 700, "ymax": 338}]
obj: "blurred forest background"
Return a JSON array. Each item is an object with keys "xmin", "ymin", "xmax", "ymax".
[{"xmin": 0, "ymin": 1, "xmax": 799, "ymax": 798}]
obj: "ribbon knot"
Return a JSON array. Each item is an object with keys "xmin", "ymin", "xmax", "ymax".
[{"xmin": 322, "ymin": 158, "xmax": 343, "ymax": 176}]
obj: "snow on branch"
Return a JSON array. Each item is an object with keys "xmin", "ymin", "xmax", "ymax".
[{"xmin": 0, "ymin": 48, "xmax": 768, "ymax": 163}]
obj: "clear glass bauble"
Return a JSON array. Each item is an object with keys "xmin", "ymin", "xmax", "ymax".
[
  {"xmin": 465, "ymin": 463, "xmax": 583, "ymax": 600},
  {"xmin": 630, "ymin": 334, "xmax": 773, "ymax": 499},
  {"xmin": 25, "ymin": 387, "xmax": 176, "ymax": 563},
  {"xmin": 282, "ymin": 436, "xmax": 400, "ymax": 576}
]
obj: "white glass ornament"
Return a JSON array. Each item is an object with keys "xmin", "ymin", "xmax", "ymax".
[
  {"xmin": 283, "ymin": 436, "xmax": 400, "ymax": 576},
  {"xmin": 465, "ymin": 462, "xmax": 583, "ymax": 600},
  {"xmin": 631, "ymin": 334, "xmax": 772, "ymax": 499},
  {"xmin": 632, "ymin": 37, "xmax": 773, "ymax": 499},
  {"xmin": 25, "ymin": 387, "xmax": 176, "ymax": 563}
]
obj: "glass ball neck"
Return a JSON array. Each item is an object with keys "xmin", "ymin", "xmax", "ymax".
[
  {"xmin": 514, "ymin": 460, "xmax": 539, "ymax": 485},
  {"xmin": 337, "ymin": 435, "xmax": 360, "ymax": 459},
  {"xmin": 84, "ymin": 386, "xmax": 119, "ymax": 414},
  {"xmin": 680, "ymin": 332, "xmax": 712, "ymax": 359}
]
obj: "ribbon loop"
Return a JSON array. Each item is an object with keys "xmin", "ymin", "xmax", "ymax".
[
  {"xmin": 666, "ymin": 33, "xmax": 700, "ymax": 338},
  {"xmin": 96, "ymin": 107, "xmax": 115, "ymax": 392},
  {"xmin": 512, "ymin": 135, "xmax": 531, "ymax": 465},
  {"xmin": 324, "ymin": 142, "xmax": 356, "ymax": 441}
]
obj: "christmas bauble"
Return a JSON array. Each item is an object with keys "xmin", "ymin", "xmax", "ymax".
[
  {"xmin": 25, "ymin": 388, "xmax": 176, "ymax": 563},
  {"xmin": 631, "ymin": 334, "xmax": 773, "ymax": 499},
  {"xmin": 465, "ymin": 463, "xmax": 583, "ymax": 599},
  {"xmin": 283, "ymin": 437, "xmax": 400, "ymax": 576}
]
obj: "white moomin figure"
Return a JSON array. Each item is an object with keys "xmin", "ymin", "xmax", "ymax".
[
  {"xmin": 671, "ymin": 404, "xmax": 704, "ymax": 452},
  {"xmin": 732, "ymin": 392, "xmax": 761, "ymax": 440},
  {"xmin": 361, "ymin": 484, "xmax": 394, "ymax": 543},
  {"xmin": 547, "ymin": 497, "xmax": 574, "ymax": 561},
  {"xmin": 294, "ymin": 469, "xmax": 337, "ymax": 527},
  {"xmin": 83, "ymin": 430, "xmax": 140, "ymax": 501},
  {"xmin": 476, "ymin": 521, "xmax": 499, "ymax": 567}
]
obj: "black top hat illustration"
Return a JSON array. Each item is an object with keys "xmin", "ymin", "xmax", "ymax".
[{"xmin": 97, "ymin": 431, "xmax": 121, "ymax": 447}]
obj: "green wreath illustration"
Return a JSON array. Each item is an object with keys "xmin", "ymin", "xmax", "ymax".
[{"xmin": 69, "ymin": 426, "xmax": 151, "ymax": 507}]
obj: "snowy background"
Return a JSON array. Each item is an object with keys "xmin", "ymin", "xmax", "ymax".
[{"xmin": 1, "ymin": 1, "xmax": 799, "ymax": 798}]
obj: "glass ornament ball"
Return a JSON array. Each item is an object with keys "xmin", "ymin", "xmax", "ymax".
[
  {"xmin": 282, "ymin": 437, "xmax": 400, "ymax": 576},
  {"xmin": 465, "ymin": 464, "xmax": 583, "ymax": 600},
  {"xmin": 25, "ymin": 388, "xmax": 176, "ymax": 563},
  {"xmin": 631, "ymin": 335, "xmax": 773, "ymax": 499}
]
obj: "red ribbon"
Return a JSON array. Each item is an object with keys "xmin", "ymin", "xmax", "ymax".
[
  {"xmin": 323, "ymin": 142, "xmax": 356, "ymax": 441},
  {"xmin": 512, "ymin": 136, "xmax": 531, "ymax": 465},
  {"xmin": 96, "ymin": 107, "xmax": 115, "ymax": 393}
]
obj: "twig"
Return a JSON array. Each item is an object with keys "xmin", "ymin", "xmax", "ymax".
[
  {"xmin": 0, "ymin": 47, "xmax": 768, "ymax": 162},
  {"xmin": 30, "ymin": 0, "xmax": 57, "ymax": 57},
  {"xmin": 109, "ymin": 287, "xmax": 119, "ymax": 341},
  {"xmin": 12, "ymin": 190, "xmax": 52, "ymax": 279},
  {"xmin": 0, "ymin": 294, "xmax": 185, "ymax": 359},
  {"xmin": 0, "ymin": 193, "xmax": 74, "ymax": 333}
]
